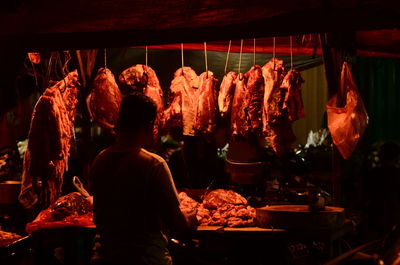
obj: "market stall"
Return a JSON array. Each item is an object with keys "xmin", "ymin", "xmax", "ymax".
[{"xmin": 1, "ymin": 1, "xmax": 400, "ymax": 264}]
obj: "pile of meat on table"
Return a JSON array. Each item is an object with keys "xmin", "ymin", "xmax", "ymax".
[
  {"xmin": 179, "ymin": 189, "xmax": 256, "ymax": 227},
  {"xmin": 26, "ymin": 192, "xmax": 94, "ymax": 234}
]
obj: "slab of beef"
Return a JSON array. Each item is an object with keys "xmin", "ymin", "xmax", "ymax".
[
  {"xmin": 178, "ymin": 192, "xmax": 199, "ymax": 213},
  {"xmin": 262, "ymin": 58, "xmax": 296, "ymax": 156},
  {"xmin": 163, "ymin": 67, "xmax": 200, "ymax": 136},
  {"xmin": 87, "ymin": 68, "xmax": 121, "ymax": 132},
  {"xmin": 218, "ymin": 72, "xmax": 237, "ymax": 118},
  {"xmin": 230, "ymin": 73, "xmax": 250, "ymax": 138},
  {"xmin": 26, "ymin": 192, "xmax": 94, "ymax": 234},
  {"xmin": 281, "ymin": 70, "xmax": 305, "ymax": 122},
  {"xmin": 194, "ymin": 71, "xmax": 218, "ymax": 135},
  {"xmin": 245, "ymin": 65, "xmax": 264, "ymax": 135},
  {"xmin": 118, "ymin": 65, "xmax": 164, "ymax": 137},
  {"xmin": 20, "ymin": 70, "xmax": 80, "ymax": 209}
]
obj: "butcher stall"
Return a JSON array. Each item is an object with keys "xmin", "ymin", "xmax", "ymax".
[{"xmin": 1, "ymin": 0, "xmax": 400, "ymax": 265}]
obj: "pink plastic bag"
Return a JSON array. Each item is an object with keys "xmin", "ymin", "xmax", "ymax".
[{"xmin": 326, "ymin": 62, "xmax": 369, "ymax": 159}]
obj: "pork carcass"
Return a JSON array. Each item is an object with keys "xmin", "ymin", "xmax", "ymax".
[
  {"xmin": 245, "ymin": 65, "xmax": 264, "ymax": 135},
  {"xmin": 19, "ymin": 70, "xmax": 80, "ymax": 208},
  {"xmin": 230, "ymin": 73, "xmax": 250, "ymax": 137},
  {"xmin": 281, "ymin": 70, "xmax": 305, "ymax": 122},
  {"xmin": 118, "ymin": 65, "xmax": 164, "ymax": 137},
  {"xmin": 194, "ymin": 71, "xmax": 218, "ymax": 135},
  {"xmin": 218, "ymin": 72, "xmax": 237, "ymax": 118},
  {"xmin": 87, "ymin": 68, "xmax": 121, "ymax": 132}
]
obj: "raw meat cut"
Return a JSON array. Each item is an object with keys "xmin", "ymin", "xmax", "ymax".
[
  {"xmin": 203, "ymin": 189, "xmax": 248, "ymax": 209},
  {"xmin": 118, "ymin": 65, "xmax": 164, "ymax": 137},
  {"xmin": 218, "ymin": 72, "xmax": 236, "ymax": 118},
  {"xmin": 87, "ymin": 68, "xmax": 121, "ymax": 132},
  {"xmin": 245, "ymin": 65, "xmax": 264, "ymax": 135},
  {"xmin": 230, "ymin": 73, "xmax": 250, "ymax": 137},
  {"xmin": 26, "ymin": 192, "xmax": 94, "ymax": 234},
  {"xmin": 178, "ymin": 189, "xmax": 255, "ymax": 228},
  {"xmin": 194, "ymin": 71, "xmax": 218, "ymax": 135},
  {"xmin": 262, "ymin": 58, "xmax": 297, "ymax": 156},
  {"xmin": 281, "ymin": 69, "xmax": 305, "ymax": 122},
  {"xmin": 19, "ymin": 70, "xmax": 80, "ymax": 209}
]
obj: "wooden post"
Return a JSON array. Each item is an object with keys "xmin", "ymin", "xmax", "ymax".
[{"xmin": 319, "ymin": 33, "xmax": 346, "ymax": 206}]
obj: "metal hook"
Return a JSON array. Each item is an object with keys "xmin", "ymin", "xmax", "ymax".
[
  {"xmin": 238, "ymin": 39, "xmax": 243, "ymax": 78},
  {"xmin": 104, "ymin": 48, "xmax": 107, "ymax": 69},
  {"xmin": 145, "ymin": 46, "xmax": 148, "ymax": 67},
  {"xmin": 204, "ymin": 41, "xmax": 208, "ymax": 79},
  {"xmin": 290, "ymin": 36, "xmax": 293, "ymax": 70},
  {"xmin": 181, "ymin": 43, "xmax": 184, "ymax": 76},
  {"xmin": 253, "ymin": 38, "xmax": 256, "ymax": 66}
]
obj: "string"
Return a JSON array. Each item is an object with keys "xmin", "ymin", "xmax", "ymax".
[
  {"xmin": 181, "ymin": 43, "xmax": 184, "ymax": 75},
  {"xmin": 224, "ymin": 40, "xmax": 232, "ymax": 74},
  {"xmin": 104, "ymin": 48, "xmax": 107, "ymax": 69},
  {"xmin": 145, "ymin": 46, "xmax": 148, "ymax": 67},
  {"xmin": 238, "ymin": 39, "xmax": 243, "ymax": 76},
  {"xmin": 253, "ymin": 38, "xmax": 256, "ymax": 66},
  {"xmin": 290, "ymin": 36, "xmax": 293, "ymax": 70},
  {"xmin": 273, "ymin": 37, "xmax": 276, "ymax": 71},
  {"xmin": 204, "ymin": 42, "xmax": 208, "ymax": 78}
]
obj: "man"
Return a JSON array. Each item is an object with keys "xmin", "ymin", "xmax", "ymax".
[{"xmin": 90, "ymin": 93, "xmax": 197, "ymax": 265}]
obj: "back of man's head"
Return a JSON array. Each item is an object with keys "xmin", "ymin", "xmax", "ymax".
[{"xmin": 115, "ymin": 93, "xmax": 157, "ymax": 133}]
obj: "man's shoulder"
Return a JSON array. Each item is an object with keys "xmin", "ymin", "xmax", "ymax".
[{"xmin": 140, "ymin": 148, "xmax": 166, "ymax": 165}]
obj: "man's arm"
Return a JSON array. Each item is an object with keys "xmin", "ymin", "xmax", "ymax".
[{"xmin": 151, "ymin": 160, "xmax": 197, "ymax": 233}]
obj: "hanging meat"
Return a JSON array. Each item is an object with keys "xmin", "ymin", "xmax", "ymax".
[
  {"xmin": 230, "ymin": 73, "xmax": 250, "ymax": 138},
  {"xmin": 281, "ymin": 69, "xmax": 305, "ymax": 122},
  {"xmin": 194, "ymin": 71, "xmax": 218, "ymax": 135},
  {"xmin": 218, "ymin": 72, "xmax": 237, "ymax": 118},
  {"xmin": 118, "ymin": 65, "xmax": 164, "ymax": 137},
  {"xmin": 163, "ymin": 67, "xmax": 201, "ymax": 136},
  {"xmin": 262, "ymin": 58, "xmax": 296, "ymax": 156},
  {"xmin": 19, "ymin": 70, "xmax": 80, "ymax": 209},
  {"xmin": 245, "ymin": 65, "xmax": 264, "ymax": 135},
  {"xmin": 87, "ymin": 68, "xmax": 121, "ymax": 132}
]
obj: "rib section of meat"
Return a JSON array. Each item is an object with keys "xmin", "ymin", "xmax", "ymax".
[
  {"xmin": 19, "ymin": 70, "xmax": 80, "ymax": 209},
  {"xmin": 281, "ymin": 69, "xmax": 305, "ymax": 122},
  {"xmin": 87, "ymin": 68, "xmax": 121, "ymax": 132},
  {"xmin": 179, "ymin": 189, "xmax": 256, "ymax": 228},
  {"xmin": 26, "ymin": 192, "xmax": 94, "ymax": 234},
  {"xmin": 230, "ymin": 73, "xmax": 250, "ymax": 138},
  {"xmin": 118, "ymin": 65, "xmax": 164, "ymax": 137},
  {"xmin": 218, "ymin": 72, "xmax": 237, "ymax": 118},
  {"xmin": 245, "ymin": 65, "xmax": 264, "ymax": 135},
  {"xmin": 194, "ymin": 71, "xmax": 218, "ymax": 135}
]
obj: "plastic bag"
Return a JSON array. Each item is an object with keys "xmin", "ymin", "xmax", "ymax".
[{"xmin": 326, "ymin": 62, "xmax": 368, "ymax": 159}]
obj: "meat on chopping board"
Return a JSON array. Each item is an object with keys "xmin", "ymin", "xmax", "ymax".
[
  {"xmin": 26, "ymin": 192, "xmax": 94, "ymax": 234},
  {"xmin": 230, "ymin": 73, "xmax": 250, "ymax": 138},
  {"xmin": 178, "ymin": 189, "xmax": 256, "ymax": 228},
  {"xmin": 118, "ymin": 65, "xmax": 164, "ymax": 137},
  {"xmin": 218, "ymin": 72, "xmax": 237, "ymax": 118},
  {"xmin": 194, "ymin": 71, "xmax": 218, "ymax": 135},
  {"xmin": 245, "ymin": 65, "xmax": 264, "ymax": 135},
  {"xmin": 19, "ymin": 70, "xmax": 80, "ymax": 209},
  {"xmin": 87, "ymin": 68, "xmax": 122, "ymax": 132}
]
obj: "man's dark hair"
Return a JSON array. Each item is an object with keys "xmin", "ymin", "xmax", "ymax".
[{"xmin": 115, "ymin": 93, "xmax": 157, "ymax": 133}]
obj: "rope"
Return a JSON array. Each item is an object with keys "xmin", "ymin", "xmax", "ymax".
[
  {"xmin": 204, "ymin": 42, "xmax": 208, "ymax": 78},
  {"xmin": 290, "ymin": 36, "xmax": 293, "ymax": 70},
  {"xmin": 224, "ymin": 40, "xmax": 232, "ymax": 74},
  {"xmin": 253, "ymin": 38, "xmax": 256, "ymax": 65},
  {"xmin": 145, "ymin": 46, "xmax": 148, "ymax": 67},
  {"xmin": 238, "ymin": 39, "xmax": 243, "ymax": 75},
  {"xmin": 181, "ymin": 43, "xmax": 184, "ymax": 75},
  {"xmin": 104, "ymin": 48, "xmax": 107, "ymax": 69},
  {"xmin": 273, "ymin": 37, "xmax": 276, "ymax": 71}
]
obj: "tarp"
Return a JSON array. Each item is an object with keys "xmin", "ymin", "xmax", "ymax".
[{"xmin": 0, "ymin": 0, "xmax": 399, "ymax": 51}]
